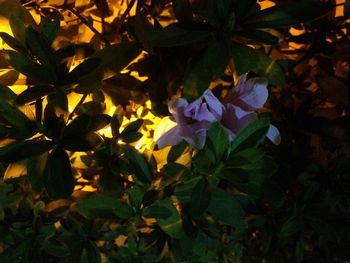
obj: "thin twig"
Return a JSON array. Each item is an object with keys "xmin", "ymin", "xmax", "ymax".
[
  {"xmin": 116, "ymin": 0, "xmax": 137, "ymax": 34},
  {"xmin": 65, "ymin": 6, "xmax": 111, "ymax": 46}
]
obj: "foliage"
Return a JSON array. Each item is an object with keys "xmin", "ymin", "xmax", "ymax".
[{"xmin": 0, "ymin": 0, "xmax": 349, "ymax": 262}]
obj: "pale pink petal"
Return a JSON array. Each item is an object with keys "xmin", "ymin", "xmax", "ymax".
[
  {"xmin": 221, "ymin": 104, "xmax": 257, "ymax": 136},
  {"xmin": 169, "ymin": 98, "xmax": 188, "ymax": 124},
  {"xmin": 180, "ymin": 125, "xmax": 207, "ymax": 150},
  {"xmin": 154, "ymin": 117, "xmax": 177, "ymax": 143},
  {"xmin": 267, "ymin": 124, "xmax": 281, "ymax": 145},
  {"xmin": 156, "ymin": 125, "xmax": 183, "ymax": 148},
  {"xmin": 193, "ymin": 102, "xmax": 218, "ymax": 122},
  {"xmin": 237, "ymin": 78, "xmax": 268, "ymax": 111},
  {"xmin": 202, "ymin": 89, "xmax": 224, "ymax": 120}
]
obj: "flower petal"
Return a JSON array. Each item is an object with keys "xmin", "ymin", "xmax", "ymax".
[
  {"xmin": 266, "ymin": 124, "xmax": 281, "ymax": 145},
  {"xmin": 236, "ymin": 77, "xmax": 268, "ymax": 111},
  {"xmin": 221, "ymin": 104, "xmax": 257, "ymax": 135},
  {"xmin": 169, "ymin": 98, "xmax": 188, "ymax": 124},
  {"xmin": 156, "ymin": 125, "xmax": 183, "ymax": 148},
  {"xmin": 203, "ymin": 89, "xmax": 224, "ymax": 120},
  {"xmin": 154, "ymin": 117, "xmax": 179, "ymax": 148}
]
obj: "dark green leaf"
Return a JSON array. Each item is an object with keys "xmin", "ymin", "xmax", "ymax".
[
  {"xmin": 230, "ymin": 43, "xmax": 286, "ymax": 87},
  {"xmin": 16, "ymin": 85, "xmax": 53, "ymax": 105},
  {"xmin": 25, "ymin": 27, "xmax": 57, "ymax": 71},
  {"xmin": 245, "ymin": 1, "xmax": 333, "ymax": 28},
  {"xmin": 184, "ymin": 40, "xmax": 229, "ymax": 100},
  {"xmin": 44, "ymin": 147, "xmax": 74, "ymax": 199},
  {"xmin": 279, "ymin": 216, "xmax": 300, "ymax": 237},
  {"xmin": 125, "ymin": 147, "xmax": 152, "ymax": 185},
  {"xmin": 207, "ymin": 122, "xmax": 228, "ymax": 161},
  {"xmin": 5, "ymin": 50, "xmax": 55, "ymax": 83},
  {"xmin": 0, "ymin": 184, "xmax": 16, "ymax": 220},
  {"xmin": 167, "ymin": 140, "xmax": 188, "ymax": 163},
  {"xmin": 237, "ymin": 29, "xmax": 279, "ymax": 45},
  {"xmin": 0, "ymin": 140, "xmax": 53, "ymax": 163},
  {"xmin": 121, "ymin": 132, "xmax": 143, "ymax": 143},
  {"xmin": 61, "ymin": 132, "xmax": 103, "ymax": 152},
  {"xmin": 77, "ymin": 194, "xmax": 134, "ymax": 219},
  {"xmin": 0, "ymin": 32, "xmax": 27, "ymax": 53},
  {"xmin": 208, "ymin": 189, "xmax": 246, "ymax": 228},
  {"xmin": 172, "ymin": 0, "xmax": 192, "ymax": 22},
  {"xmin": 64, "ymin": 114, "xmax": 111, "ymax": 136},
  {"xmin": 63, "ymin": 58, "xmax": 102, "ymax": 84},
  {"xmin": 222, "ymin": 149, "xmax": 276, "ymax": 197},
  {"xmin": 93, "ymin": 41, "xmax": 140, "ymax": 72},
  {"xmin": 0, "ymin": 84, "xmax": 17, "ymax": 102},
  {"xmin": 27, "ymin": 153, "xmax": 48, "ymax": 192},
  {"xmin": 39, "ymin": 17, "xmax": 60, "ymax": 44},
  {"xmin": 230, "ymin": 116, "xmax": 270, "ymax": 152},
  {"xmin": 147, "ymin": 24, "xmax": 211, "ymax": 47},
  {"xmin": 189, "ymin": 177, "xmax": 211, "ymax": 217},
  {"xmin": 143, "ymin": 202, "xmax": 172, "ymax": 219},
  {"xmin": 9, "ymin": 15, "xmax": 27, "ymax": 44},
  {"xmin": 120, "ymin": 119, "xmax": 143, "ymax": 136},
  {"xmin": 156, "ymin": 198, "xmax": 183, "ymax": 238}
]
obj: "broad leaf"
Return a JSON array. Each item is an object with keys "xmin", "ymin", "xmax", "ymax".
[
  {"xmin": 230, "ymin": 43, "xmax": 286, "ymax": 88},
  {"xmin": 0, "ymin": 140, "xmax": 53, "ymax": 163},
  {"xmin": 143, "ymin": 201, "xmax": 172, "ymax": 219},
  {"xmin": 230, "ymin": 116, "xmax": 270, "ymax": 152},
  {"xmin": 207, "ymin": 122, "xmax": 228, "ymax": 162},
  {"xmin": 208, "ymin": 189, "xmax": 245, "ymax": 228},
  {"xmin": 44, "ymin": 147, "xmax": 74, "ymax": 199},
  {"xmin": 167, "ymin": 140, "xmax": 188, "ymax": 163},
  {"xmin": 147, "ymin": 24, "xmax": 211, "ymax": 47},
  {"xmin": 61, "ymin": 132, "xmax": 103, "ymax": 152},
  {"xmin": 16, "ymin": 85, "xmax": 53, "ymax": 105},
  {"xmin": 39, "ymin": 17, "xmax": 60, "ymax": 44},
  {"xmin": 184, "ymin": 40, "xmax": 229, "ymax": 100},
  {"xmin": 245, "ymin": 1, "xmax": 333, "ymax": 28},
  {"xmin": 189, "ymin": 177, "xmax": 211, "ymax": 217},
  {"xmin": 125, "ymin": 147, "xmax": 152, "ymax": 185},
  {"xmin": 77, "ymin": 194, "xmax": 134, "ymax": 219}
]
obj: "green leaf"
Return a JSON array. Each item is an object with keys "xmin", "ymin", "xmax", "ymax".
[
  {"xmin": 27, "ymin": 152, "xmax": 48, "ymax": 192},
  {"xmin": 64, "ymin": 114, "xmax": 111, "ymax": 136},
  {"xmin": 0, "ymin": 184, "xmax": 16, "ymax": 220},
  {"xmin": 120, "ymin": 119, "xmax": 143, "ymax": 136},
  {"xmin": 245, "ymin": 1, "xmax": 333, "ymax": 28},
  {"xmin": 147, "ymin": 24, "xmax": 211, "ymax": 47},
  {"xmin": 279, "ymin": 216, "xmax": 300, "ymax": 237},
  {"xmin": 167, "ymin": 140, "xmax": 188, "ymax": 163},
  {"xmin": 184, "ymin": 40, "xmax": 229, "ymax": 100},
  {"xmin": 230, "ymin": 43, "xmax": 286, "ymax": 88},
  {"xmin": 16, "ymin": 85, "xmax": 53, "ymax": 105},
  {"xmin": 121, "ymin": 132, "xmax": 143, "ymax": 143},
  {"xmin": 9, "ymin": 15, "xmax": 27, "ymax": 44},
  {"xmin": 61, "ymin": 132, "xmax": 103, "ymax": 152},
  {"xmin": 5, "ymin": 50, "xmax": 55, "ymax": 84},
  {"xmin": 63, "ymin": 58, "xmax": 102, "ymax": 84},
  {"xmin": 172, "ymin": 0, "xmax": 192, "ymax": 22},
  {"xmin": 0, "ymin": 140, "xmax": 53, "ymax": 163},
  {"xmin": 207, "ymin": 189, "xmax": 245, "ymax": 228},
  {"xmin": 230, "ymin": 116, "xmax": 270, "ymax": 152},
  {"xmin": 143, "ymin": 202, "xmax": 172, "ymax": 219},
  {"xmin": 125, "ymin": 147, "xmax": 152, "ymax": 185},
  {"xmin": 39, "ymin": 17, "xmax": 60, "ymax": 44},
  {"xmin": 93, "ymin": 41, "xmax": 141, "ymax": 72},
  {"xmin": 156, "ymin": 198, "xmax": 183, "ymax": 238},
  {"xmin": 0, "ymin": 84, "xmax": 17, "ymax": 102},
  {"xmin": 207, "ymin": 122, "xmax": 228, "ymax": 162},
  {"xmin": 189, "ymin": 177, "xmax": 211, "ymax": 217},
  {"xmin": 77, "ymin": 194, "xmax": 134, "ymax": 219},
  {"xmin": 0, "ymin": 32, "xmax": 27, "ymax": 53},
  {"xmin": 237, "ymin": 29, "xmax": 279, "ymax": 45},
  {"xmin": 222, "ymin": 149, "xmax": 276, "ymax": 197},
  {"xmin": 25, "ymin": 27, "xmax": 57, "ymax": 71},
  {"xmin": 44, "ymin": 147, "xmax": 74, "ymax": 199}
]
